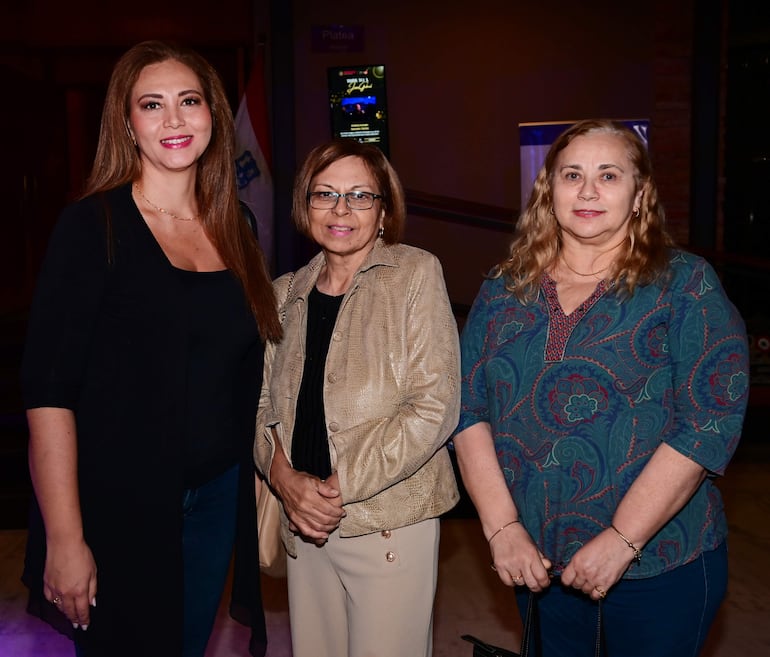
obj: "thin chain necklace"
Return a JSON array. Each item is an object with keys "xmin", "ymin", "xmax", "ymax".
[
  {"xmin": 560, "ymin": 255, "xmax": 611, "ymax": 278},
  {"xmin": 134, "ymin": 183, "xmax": 198, "ymax": 222}
]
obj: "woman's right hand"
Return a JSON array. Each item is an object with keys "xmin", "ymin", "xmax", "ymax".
[
  {"xmin": 43, "ymin": 537, "xmax": 97, "ymax": 629},
  {"xmin": 489, "ymin": 521, "xmax": 552, "ymax": 592},
  {"xmin": 27, "ymin": 408, "xmax": 96, "ymax": 628},
  {"xmin": 271, "ymin": 464, "xmax": 345, "ymax": 541},
  {"xmin": 452, "ymin": 422, "xmax": 552, "ymax": 591}
]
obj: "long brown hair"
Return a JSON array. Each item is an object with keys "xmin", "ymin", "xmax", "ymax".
[
  {"xmin": 292, "ymin": 139, "xmax": 406, "ymax": 244},
  {"xmin": 83, "ymin": 40, "xmax": 281, "ymax": 342},
  {"xmin": 496, "ymin": 119, "xmax": 675, "ymax": 302}
]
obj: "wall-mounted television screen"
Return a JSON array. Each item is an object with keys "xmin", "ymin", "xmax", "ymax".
[{"xmin": 328, "ymin": 65, "xmax": 389, "ymax": 157}]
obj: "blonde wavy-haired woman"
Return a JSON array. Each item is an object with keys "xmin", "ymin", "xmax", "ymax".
[{"xmin": 454, "ymin": 119, "xmax": 749, "ymax": 657}]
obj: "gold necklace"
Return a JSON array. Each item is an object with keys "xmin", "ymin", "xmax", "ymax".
[
  {"xmin": 134, "ymin": 183, "xmax": 198, "ymax": 222},
  {"xmin": 560, "ymin": 255, "xmax": 611, "ymax": 278}
]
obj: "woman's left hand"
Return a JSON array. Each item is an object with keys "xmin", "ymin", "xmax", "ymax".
[
  {"xmin": 309, "ymin": 472, "xmax": 343, "ymax": 546},
  {"xmin": 560, "ymin": 528, "xmax": 636, "ymax": 600},
  {"xmin": 563, "ymin": 443, "xmax": 710, "ymax": 600}
]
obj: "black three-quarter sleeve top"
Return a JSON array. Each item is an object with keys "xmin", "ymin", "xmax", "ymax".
[{"xmin": 20, "ymin": 184, "xmax": 268, "ymax": 657}]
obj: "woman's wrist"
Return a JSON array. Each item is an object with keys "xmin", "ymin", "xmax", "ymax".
[
  {"xmin": 487, "ymin": 519, "xmax": 520, "ymax": 545},
  {"xmin": 609, "ymin": 524, "xmax": 643, "ymax": 564}
]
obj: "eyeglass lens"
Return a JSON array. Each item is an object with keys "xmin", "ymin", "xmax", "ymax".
[{"xmin": 309, "ymin": 192, "xmax": 378, "ymax": 210}]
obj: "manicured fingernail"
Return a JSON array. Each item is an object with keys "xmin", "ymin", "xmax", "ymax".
[
  {"xmin": 81, "ymin": 624, "xmax": 89, "ymax": 631},
  {"xmin": 72, "ymin": 623, "xmax": 79, "ymax": 629},
  {"xmin": 91, "ymin": 597, "xmax": 97, "ymax": 607}
]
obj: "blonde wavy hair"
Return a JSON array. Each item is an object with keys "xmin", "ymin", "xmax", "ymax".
[{"xmin": 494, "ymin": 119, "xmax": 675, "ymax": 302}]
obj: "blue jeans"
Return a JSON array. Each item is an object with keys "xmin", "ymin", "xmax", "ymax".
[
  {"xmin": 73, "ymin": 464, "xmax": 240, "ymax": 657},
  {"xmin": 181, "ymin": 463, "xmax": 240, "ymax": 657},
  {"xmin": 515, "ymin": 541, "xmax": 728, "ymax": 657}
]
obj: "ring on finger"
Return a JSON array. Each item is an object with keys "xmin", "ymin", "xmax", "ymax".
[
  {"xmin": 52, "ymin": 596, "xmax": 62, "ymax": 605},
  {"xmin": 512, "ymin": 573, "xmax": 523, "ymax": 584},
  {"xmin": 594, "ymin": 585, "xmax": 607, "ymax": 599}
]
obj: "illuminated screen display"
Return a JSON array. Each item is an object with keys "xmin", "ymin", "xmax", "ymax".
[{"xmin": 328, "ymin": 65, "xmax": 389, "ymax": 157}]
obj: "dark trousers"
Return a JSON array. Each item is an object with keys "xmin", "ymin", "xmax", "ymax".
[
  {"xmin": 181, "ymin": 463, "xmax": 240, "ymax": 657},
  {"xmin": 74, "ymin": 464, "xmax": 240, "ymax": 657},
  {"xmin": 515, "ymin": 541, "xmax": 728, "ymax": 657}
]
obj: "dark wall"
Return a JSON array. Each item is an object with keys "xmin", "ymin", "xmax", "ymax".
[{"xmin": 290, "ymin": 0, "xmax": 655, "ymax": 213}]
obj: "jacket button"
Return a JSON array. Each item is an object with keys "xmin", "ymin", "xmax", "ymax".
[
  {"xmin": 333, "ymin": 331, "xmax": 342, "ymax": 341},
  {"xmin": 328, "ymin": 422, "xmax": 339, "ymax": 432},
  {"xmin": 381, "ymin": 530, "xmax": 392, "ymax": 538},
  {"xmin": 327, "ymin": 372, "xmax": 337, "ymax": 383},
  {"xmin": 385, "ymin": 551, "xmax": 396, "ymax": 562}
]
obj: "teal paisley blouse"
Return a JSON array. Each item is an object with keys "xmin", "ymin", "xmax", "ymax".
[{"xmin": 457, "ymin": 250, "xmax": 750, "ymax": 579}]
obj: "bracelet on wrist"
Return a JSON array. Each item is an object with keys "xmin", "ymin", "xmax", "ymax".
[
  {"xmin": 488, "ymin": 519, "xmax": 520, "ymax": 545},
  {"xmin": 610, "ymin": 524, "xmax": 642, "ymax": 564}
]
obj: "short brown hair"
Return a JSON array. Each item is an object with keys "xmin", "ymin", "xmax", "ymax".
[{"xmin": 292, "ymin": 140, "xmax": 406, "ymax": 244}]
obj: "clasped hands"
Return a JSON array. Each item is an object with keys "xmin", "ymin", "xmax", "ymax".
[
  {"xmin": 490, "ymin": 525, "xmax": 636, "ymax": 601},
  {"xmin": 271, "ymin": 468, "xmax": 346, "ymax": 545}
]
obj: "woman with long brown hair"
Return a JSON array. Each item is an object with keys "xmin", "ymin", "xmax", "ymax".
[{"xmin": 21, "ymin": 40, "xmax": 280, "ymax": 657}]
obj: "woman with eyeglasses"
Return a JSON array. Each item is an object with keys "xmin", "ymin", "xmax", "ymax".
[{"xmin": 254, "ymin": 139, "xmax": 460, "ymax": 657}]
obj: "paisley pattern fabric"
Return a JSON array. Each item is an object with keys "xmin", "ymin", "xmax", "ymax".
[{"xmin": 457, "ymin": 250, "xmax": 750, "ymax": 579}]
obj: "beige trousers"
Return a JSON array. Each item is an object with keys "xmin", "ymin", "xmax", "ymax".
[{"xmin": 287, "ymin": 517, "xmax": 440, "ymax": 657}]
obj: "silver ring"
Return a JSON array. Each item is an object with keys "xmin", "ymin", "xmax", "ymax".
[{"xmin": 52, "ymin": 596, "xmax": 62, "ymax": 605}]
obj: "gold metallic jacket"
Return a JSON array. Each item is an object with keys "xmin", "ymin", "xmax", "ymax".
[{"xmin": 254, "ymin": 241, "xmax": 460, "ymax": 556}]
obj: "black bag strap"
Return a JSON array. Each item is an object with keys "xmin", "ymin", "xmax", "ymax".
[
  {"xmin": 461, "ymin": 590, "xmax": 604, "ymax": 657},
  {"xmin": 519, "ymin": 590, "xmax": 541, "ymax": 657},
  {"xmin": 521, "ymin": 592, "xmax": 605, "ymax": 657},
  {"xmin": 595, "ymin": 599, "xmax": 606, "ymax": 657}
]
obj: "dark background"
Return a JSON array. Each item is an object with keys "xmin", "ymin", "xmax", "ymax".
[{"xmin": 1, "ymin": 0, "xmax": 768, "ymax": 529}]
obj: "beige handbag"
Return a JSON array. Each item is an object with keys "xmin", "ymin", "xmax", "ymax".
[
  {"xmin": 256, "ymin": 272, "xmax": 295, "ymax": 578},
  {"xmin": 256, "ymin": 472, "xmax": 286, "ymax": 578}
]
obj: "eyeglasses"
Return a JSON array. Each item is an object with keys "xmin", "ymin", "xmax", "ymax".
[{"xmin": 308, "ymin": 191, "xmax": 382, "ymax": 210}]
